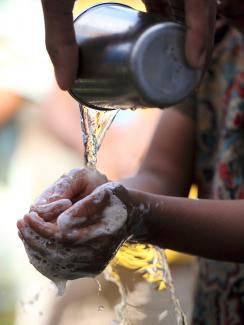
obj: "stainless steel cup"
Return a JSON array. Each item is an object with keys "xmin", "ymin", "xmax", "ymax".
[{"xmin": 69, "ymin": 2, "xmax": 202, "ymax": 110}]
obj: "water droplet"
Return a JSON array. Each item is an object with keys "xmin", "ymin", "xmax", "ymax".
[
  {"xmin": 53, "ymin": 280, "xmax": 67, "ymax": 296},
  {"xmin": 98, "ymin": 304, "xmax": 104, "ymax": 312},
  {"xmin": 80, "ymin": 105, "xmax": 119, "ymax": 168},
  {"xmin": 94, "ymin": 278, "xmax": 102, "ymax": 295},
  {"xmin": 158, "ymin": 310, "xmax": 168, "ymax": 321}
]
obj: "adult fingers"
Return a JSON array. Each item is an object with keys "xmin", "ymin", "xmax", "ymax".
[
  {"xmin": 184, "ymin": 0, "xmax": 217, "ymax": 69},
  {"xmin": 41, "ymin": 0, "xmax": 78, "ymax": 89}
]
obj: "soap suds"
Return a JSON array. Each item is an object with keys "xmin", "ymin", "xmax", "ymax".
[{"xmin": 23, "ymin": 189, "xmax": 128, "ymax": 296}]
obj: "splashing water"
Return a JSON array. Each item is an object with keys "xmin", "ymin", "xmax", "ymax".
[
  {"xmin": 94, "ymin": 278, "xmax": 105, "ymax": 312},
  {"xmin": 53, "ymin": 280, "xmax": 67, "ymax": 297},
  {"xmin": 95, "ymin": 277, "xmax": 102, "ymax": 295},
  {"xmin": 159, "ymin": 249, "xmax": 186, "ymax": 325},
  {"xmin": 80, "ymin": 105, "xmax": 119, "ymax": 167},
  {"xmin": 79, "ymin": 104, "xmax": 186, "ymax": 324},
  {"xmin": 80, "ymin": 104, "xmax": 128, "ymax": 324}
]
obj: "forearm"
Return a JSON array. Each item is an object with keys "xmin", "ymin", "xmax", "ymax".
[
  {"xmin": 121, "ymin": 170, "xmax": 184, "ymax": 196},
  {"xmin": 120, "ymin": 172, "xmax": 168, "ymax": 195},
  {"xmin": 129, "ymin": 190, "xmax": 244, "ymax": 263},
  {"xmin": 120, "ymin": 109, "xmax": 196, "ymax": 197}
]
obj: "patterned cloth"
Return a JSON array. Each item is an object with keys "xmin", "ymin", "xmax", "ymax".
[{"xmin": 178, "ymin": 27, "xmax": 244, "ymax": 324}]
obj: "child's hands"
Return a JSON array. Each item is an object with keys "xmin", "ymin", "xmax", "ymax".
[
  {"xmin": 17, "ymin": 168, "xmax": 133, "ymax": 281},
  {"xmin": 17, "ymin": 210, "xmax": 121, "ymax": 280},
  {"xmin": 57, "ymin": 182, "xmax": 131, "ymax": 244},
  {"xmin": 29, "ymin": 167, "xmax": 107, "ymax": 222}
]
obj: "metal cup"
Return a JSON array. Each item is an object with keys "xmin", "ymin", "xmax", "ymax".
[{"xmin": 69, "ymin": 2, "xmax": 202, "ymax": 110}]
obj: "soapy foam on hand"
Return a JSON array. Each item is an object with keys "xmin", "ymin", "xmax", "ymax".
[
  {"xmin": 22, "ymin": 106, "xmax": 121, "ymax": 296},
  {"xmin": 57, "ymin": 189, "xmax": 128, "ymax": 241},
  {"xmin": 23, "ymin": 231, "xmax": 100, "ymax": 296},
  {"xmin": 23, "ymin": 223, "xmax": 99, "ymax": 296},
  {"xmin": 23, "ymin": 189, "xmax": 128, "ymax": 296},
  {"xmin": 76, "ymin": 194, "xmax": 128, "ymax": 244}
]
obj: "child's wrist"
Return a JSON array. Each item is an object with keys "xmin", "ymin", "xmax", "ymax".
[{"xmin": 126, "ymin": 189, "xmax": 150, "ymax": 243}]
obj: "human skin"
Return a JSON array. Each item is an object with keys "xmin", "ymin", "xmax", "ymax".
[
  {"xmin": 40, "ymin": 0, "xmax": 217, "ymax": 89},
  {"xmin": 17, "ymin": 108, "xmax": 244, "ymax": 276}
]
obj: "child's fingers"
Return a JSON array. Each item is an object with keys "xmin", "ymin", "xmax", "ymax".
[
  {"xmin": 25, "ymin": 213, "xmax": 58, "ymax": 238},
  {"xmin": 17, "ymin": 220, "xmax": 24, "ymax": 240},
  {"xmin": 74, "ymin": 223, "xmax": 120, "ymax": 245},
  {"xmin": 45, "ymin": 169, "xmax": 83, "ymax": 202},
  {"xmin": 17, "ymin": 219, "xmax": 27, "ymax": 236},
  {"xmin": 30, "ymin": 199, "xmax": 72, "ymax": 221},
  {"xmin": 18, "ymin": 230, "xmax": 23, "ymax": 240},
  {"xmin": 32, "ymin": 168, "xmax": 106, "ymax": 208},
  {"xmin": 17, "ymin": 219, "xmax": 47, "ymax": 255},
  {"xmin": 58, "ymin": 221, "xmax": 118, "ymax": 246},
  {"xmin": 57, "ymin": 190, "xmax": 109, "ymax": 232},
  {"xmin": 32, "ymin": 168, "xmax": 83, "ymax": 206},
  {"xmin": 56, "ymin": 226, "xmax": 97, "ymax": 244},
  {"xmin": 63, "ymin": 167, "xmax": 108, "ymax": 201}
]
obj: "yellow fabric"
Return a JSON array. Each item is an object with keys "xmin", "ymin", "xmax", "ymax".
[
  {"xmin": 73, "ymin": 0, "xmax": 145, "ymax": 16},
  {"xmin": 111, "ymin": 243, "xmax": 167, "ymax": 290},
  {"xmin": 111, "ymin": 185, "xmax": 197, "ymax": 289}
]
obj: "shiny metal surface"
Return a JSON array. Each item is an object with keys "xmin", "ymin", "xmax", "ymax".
[{"xmin": 69, "ymin": 2, "xmax": 201, "ymax": 110}]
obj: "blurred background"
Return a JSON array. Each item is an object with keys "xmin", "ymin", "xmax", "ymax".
[{"xmin": 0, "ymin": 0, "xmax": 197, "ymax": 324}]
